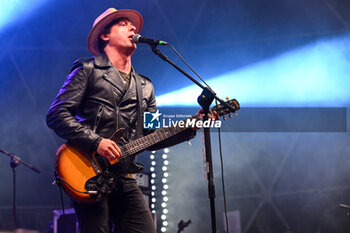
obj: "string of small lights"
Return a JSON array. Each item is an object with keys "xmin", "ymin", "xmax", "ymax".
[{"xmin": 149, "ymin": 148, "xmax": 170, "ymax": 232}]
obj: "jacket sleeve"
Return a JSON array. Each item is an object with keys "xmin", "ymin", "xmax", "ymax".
[{"xmin": 46, "ymin": 61, "xmax": 102, "ymax": 154}]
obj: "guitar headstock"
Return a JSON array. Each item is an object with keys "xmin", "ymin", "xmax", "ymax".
[{"xmin": 211, "ymin": 98, "xmax": 240, "ymax": 120}]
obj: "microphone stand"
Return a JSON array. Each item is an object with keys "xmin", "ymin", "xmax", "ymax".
[
  {"xmin": 0, "ymin": 147, "xmax": 40, "ymax": 230},
  {"xmin": 150, "ymin": 45, "xmax": 237, "ymax": 233}
]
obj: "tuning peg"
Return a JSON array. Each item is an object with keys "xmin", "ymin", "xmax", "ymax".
[
  {"xmin": 234, "ymin": 112, "xmax": 238, "ymax": 116},
  {"xmin": 229, "ymin": 114, "xmax": 233, "ymax": 118},
  {"xmin": 223, "ymin": 116, "xmax": 227, "ymax": 121},
  {"xmin": 226, "ymin": 97, "xmax": 229, "ymax": 101}
]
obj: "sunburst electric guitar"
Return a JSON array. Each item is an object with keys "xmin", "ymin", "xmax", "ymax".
[{"xmin": 54, "ymin": 99, "xmax": 240, "ymax": 203}]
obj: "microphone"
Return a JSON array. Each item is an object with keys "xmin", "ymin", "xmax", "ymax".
[{"xmin": 132, "ymin": 34, "xmax": 168, "ymax": 46}]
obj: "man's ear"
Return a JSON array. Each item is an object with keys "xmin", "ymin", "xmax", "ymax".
[{"xmin": 100, "ymin": 33, "xmax": 110, "ymax": 42}]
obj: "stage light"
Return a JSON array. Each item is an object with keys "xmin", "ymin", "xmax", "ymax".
[
  {"xmin": 151, "ymin": 173, "xmax": 156, "ymax": 178},
  {"xmin": 156, "ymin": 35, "xmax": 350, "ymax": 108},
  {"xmin": 151, "ymin": 185, "xmax": 156, "ymax": 190},
  {"xmin": 151, "ymin": 161, "xmax": 156, "ymax": 166},
  {"xmin": 151, "ymin": 198, "xmax": 156, "ymax": 203},
  {"xmin": 163, "ymin": 209, "xmax": 168, "ymax": 214},
  {"xmin": 162, "ymin": 178, "xmax": 167, "ymax": 183},
  {"xmin": 164, "ymin": 160, "xmax": 169, "ymax": 165},
  {"xmin": 161, "ymin": 214, "xmax": 167, "ymax": 220},
  {"xmin": 161, "ymin": 227, "xmax": 166, "ymax": 232},
  {"xmin": 163, "ymin": 196, "xmax": 168, "ymax": 202},
  {"xmin": 163, "ymin": 221, "xmax": 168, "ymax": 226},
  {"xmin": 162, "ymin": 166, "xmax": 167, "ymax": 171},
  {"xmin": 150, "ymin": 154, "xmax": 155, "ymax": 160},
  {"xmin": 163, "ymin": 184, "xmax": 168, "ymax": 190},
  {"xmin": 162, "ymin": 154, "xmax": 168, "ymax": 159},
  {"xmin": 162, "ymin": 190, "xmax": 167, "ymax": 195},
  {"xmin": 161, "ymin": 202, "xmax": 167, "ymax": 208},
  {"xmin": 164, "ymin": 148, "xmax": 169, "ymax": 153},
  {"xmin": 150, "ymin": 167, "xmax": 155, "ymax": 172},
  {"xmin": 0, "ymin": 0, "xmax": 48, "ymax": 32},
  {"xmin": 151, "ymin": 179, "xmax": 155, "ymax": 184},
  {"xmin": 164, "ymin": 172, "xmax": 169, "ymax": 177}
]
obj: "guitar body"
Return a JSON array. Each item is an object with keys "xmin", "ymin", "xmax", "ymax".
[
  {"xmin": 55, "ymin": 144, "xmax": 98, "ymax": 203},
  {"xmin": 55, "ymin": 129, "xmax": 144, "ymax": 203}
]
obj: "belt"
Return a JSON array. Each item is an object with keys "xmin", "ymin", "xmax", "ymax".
[{"xmin": 121, "ymin": 173, "xmax": 136, "ymax": 179}]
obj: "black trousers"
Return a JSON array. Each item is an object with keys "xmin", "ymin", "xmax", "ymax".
[{"xmin": 73, "ymin": 177, "xmax": 156, "ymax": 233}]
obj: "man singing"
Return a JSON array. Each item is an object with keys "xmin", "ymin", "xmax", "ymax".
[{"xmin": 47, "ymin": 8, "xmax": 195, "ymax": 233}]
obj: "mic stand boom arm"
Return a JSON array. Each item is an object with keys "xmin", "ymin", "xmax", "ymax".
[{"xmin": 151, "ymin": 45, "xmax": 233, "ymax": 233}]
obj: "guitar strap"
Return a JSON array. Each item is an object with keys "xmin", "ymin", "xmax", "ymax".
[{"xmin": 134, "ymin": 74, "xmax": 143, "ymax": 138}]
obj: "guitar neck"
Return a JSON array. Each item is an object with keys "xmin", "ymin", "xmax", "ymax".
[
  {"xmin": 120, "ymin": 98, "xmax": 240, "ymax": 157},
  {"xmin": 121, "ymin": 124, "xmax": 188, "ymax": 156}
]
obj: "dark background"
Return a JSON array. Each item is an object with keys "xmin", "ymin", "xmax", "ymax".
[{"xmin": 0, "ymin": 0, "xmax": 350, "ymax": 232}]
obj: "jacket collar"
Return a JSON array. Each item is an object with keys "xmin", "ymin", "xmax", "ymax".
[
  {"xmin": 94, "ymin": 53, "xmax": 112, "ymax": 68},
  {"xmin": 95, "ymin": 53, "xmax": 138, "ymax": 94},
  {"xmin": 94, "ymin": 53, "xmax": 136, "ymax": 74}
]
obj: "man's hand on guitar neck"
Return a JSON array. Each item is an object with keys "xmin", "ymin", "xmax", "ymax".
[
  {"xmin": 196, "ymin": 109, "xmax": 219, "ymax": 121},
  {"xmin": 191, "ymin": 109, "xmax": 219, "ymax": 130},
  {"xmin": 97, "ymin": 138, "xmax": 122, "ymax": 161}
]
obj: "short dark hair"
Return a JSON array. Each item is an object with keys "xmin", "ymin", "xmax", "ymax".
[{"xmin": 98, "ymin": 17, "xmax": 128, "ymax": 54}]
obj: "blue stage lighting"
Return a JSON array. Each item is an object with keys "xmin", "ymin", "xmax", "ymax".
[
  {"xmin": 0, "ymin": 0, "xmax": 48, "ymax": 32},
  {"xmin": 156, "ymin": 34, "xmax": 350, "ymax": 107}
]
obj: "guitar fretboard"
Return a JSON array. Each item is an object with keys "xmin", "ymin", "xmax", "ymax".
[
  {"xmin": 119, "ymin": 98, "xmax": 239, "ymax": 158},
  {"xmin": 121, "ymin": 122, "xmax": 189, "ymax": 157}
]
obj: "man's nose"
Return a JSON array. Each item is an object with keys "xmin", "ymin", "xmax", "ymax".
[{"xmin": 130, "ymin": 24, "xmax": 136, "ymax": 31}]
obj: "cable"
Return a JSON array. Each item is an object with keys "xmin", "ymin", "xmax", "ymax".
[
  {"xmin": 55, "ymin": 176, "xmax": 97, "ymax": 194},
  {"xmin": 57, "ymin": 179, "xmax": 67, "ymax": 233},
  {"xmin": 167, "ymin": 43, "xmax": 213, "ymax": 91},
  {"xmin": 218, "ymin": 126, "xmax": 230, "ymax": 233}
]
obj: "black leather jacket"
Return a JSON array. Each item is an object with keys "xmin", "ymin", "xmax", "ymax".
[
  {"xmin": 46, "ymin": 54, "xmax": 157, "ymax": 154},
  {"xmin": 47, "ymin": 54, "xmax": 195, "ymax": 154}
]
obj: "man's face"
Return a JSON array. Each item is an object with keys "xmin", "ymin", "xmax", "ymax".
[{"xmin": 102, "ymin": 18, "xmax": 137, "ymax": 54}]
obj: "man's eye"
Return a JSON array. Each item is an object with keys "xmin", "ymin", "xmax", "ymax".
[{"xmin": 119, "ymin": 22, "xmax": 127, "ymax": 26}]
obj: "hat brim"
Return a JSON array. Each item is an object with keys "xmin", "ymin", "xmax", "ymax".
[{"xmin": 87, "ymin": 9, "xmax": 143, "ymax": 55}]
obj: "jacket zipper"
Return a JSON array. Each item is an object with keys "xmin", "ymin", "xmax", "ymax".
[{"xmin": 93, "ymin": 105, "xmax": 104, "ymax": 132}]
